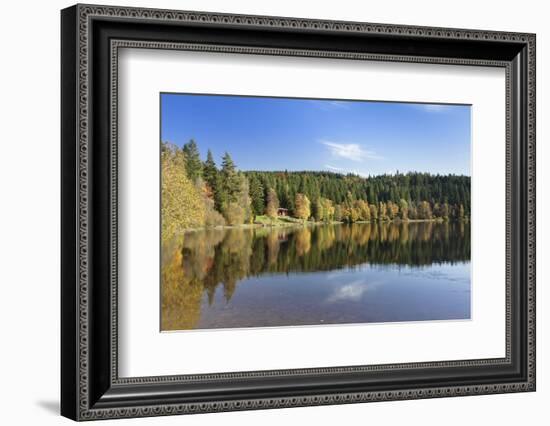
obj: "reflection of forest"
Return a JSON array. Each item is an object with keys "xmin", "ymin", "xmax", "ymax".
[{"xmin": 161, "ymin": 221, "xmax": 470, "ymax": 330}]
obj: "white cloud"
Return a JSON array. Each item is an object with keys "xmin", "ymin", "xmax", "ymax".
[
  {"xmin": 327, "ymin": 100, "xmax": 351, "ymax": 109},
  {"xmin": 326, "ymin": 280, "xmax": 382, "ymax": 303},
  {"xmin": 320, "ymin": 140, "xmax": 382, "ymax": 162},
  {"xmin": 415, "ymin": 103, "xmax": 453, "ymax": 113},
  {"xmin": 327, "ymin": 281, "xmax": 368, "ymax": 302},
  {"xmin": 315, "ymin": 100, "xmax": 352, "ymax": 111}
]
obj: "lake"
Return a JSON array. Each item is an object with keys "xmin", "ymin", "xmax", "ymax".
[{"xmin": 161, "ymin": 221, "xmax": 471, "ymax": 331}]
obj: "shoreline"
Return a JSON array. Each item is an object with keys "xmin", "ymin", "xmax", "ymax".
[{"xmin": 178, "ymin": 217, "xmax": 469, "ymax": 233}]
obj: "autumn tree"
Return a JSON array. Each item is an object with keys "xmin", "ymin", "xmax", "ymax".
[
  {"xmin": 399, "ymin": 199, "xmax": 409, "ymax": 220},
  {"xmin": 441, "ymin": 202, "xmax": 450, "ymax": 221},
  {"xmin": 340, "ymin": 204, "xmax": 351, "ymax": 223},
  {"xmin": 221, "ymin": 175, "xmax": 251, "ymax": 225},
  {"xmin": 334, "ymin": 204, "xmax": 343, "ymax": 222},
  {"xmin": 458, "ymin": 204, "xmax": 465, "ymax": 220},
  {"xmin": 378, "ymin": 201, "xmax": 388, "ymax": 221},
  {"xmin": 418, "ymin": 201, "xmax": 433, "ymax": 220},
  {"xmin": 319, "ymin": 197, "xmax": 335, "ymax": 222},
  {"xmin": 408, "ymin": 203, "xmax": 418, "ymax": 220},
  {"xmin": 355, "ymin": 200, "xmax": 370, "ymax": 221},
  {"xmin": 433, "ymin": 202, "xmax": 442, "ymax": 218},
  {"xmin": 266, "ymin": 188, "xmax": 279, "ymax": 223},
  {"xmin": 235, "ymin": 174, "xmax": 252, "ymax": 224},
  {"xmin": 370, "ymin": 204, "xmax": 379, "ymax": 222},
  {"xmin": 195, "ymin": 177, "xmax": 225, "ymax": 227},
  {"xmin": 295, "ymin": 193, "xmax": 311, "ymax": 222},
  {"xmin": 223, "ymin": 202, "xmax": 246, "ymax": 226},
  {"xmin": 349, "ymin": 206, "xmax": 360, "ymax": 223},
  {"xmin": 387, "ymin": 201, "xmax": 399, "ymax": 220},
  {"xmin": 161, "ymin": 144, "xmax": 205, "ymax": 240}
]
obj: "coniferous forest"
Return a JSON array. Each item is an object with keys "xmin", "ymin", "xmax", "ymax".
[{"xmin": 161, "ymin": 139, "xmax": 470, "ymax": 240}]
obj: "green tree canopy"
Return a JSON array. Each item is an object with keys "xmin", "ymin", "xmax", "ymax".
[
  {"xmin": 249, "ymin": 175, "xmax": 265, "ymax": 219},
  {"xmin": 203, "ymin": 149, "xmax": 218, "ymax": 192},
  {"xmin": 182, "ymin": 139, "xmax": 202, "ymax": 181}
]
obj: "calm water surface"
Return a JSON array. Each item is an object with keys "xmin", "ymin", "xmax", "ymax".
[{"xmin": 161, "ymin": 222, "xmax": 470, "ymax": 330}]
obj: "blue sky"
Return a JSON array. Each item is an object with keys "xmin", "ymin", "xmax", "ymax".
[{"xmin": 161, "ymin": 93, "xmax": 471, "ymax": 176}]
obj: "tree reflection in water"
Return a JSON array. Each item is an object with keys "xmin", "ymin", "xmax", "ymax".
[{"xmin": 161, "ymin": 221, "xmax": 470, "ymax": 330}]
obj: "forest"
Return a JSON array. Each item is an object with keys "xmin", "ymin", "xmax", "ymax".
[{"xmin": 161, "ymin": 140, "xmax": 471, "ymax": 240}]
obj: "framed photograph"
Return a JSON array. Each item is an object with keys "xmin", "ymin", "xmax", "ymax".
[{"xmin": 61, "ymin": 4, "xmax": 536, "ymax": 421}]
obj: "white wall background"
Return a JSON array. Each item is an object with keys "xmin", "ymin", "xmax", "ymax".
[{"xmin": 0, "ymin": 0, "xmax": 546, "ymax": 424}]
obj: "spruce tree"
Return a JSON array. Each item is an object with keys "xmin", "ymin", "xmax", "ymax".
[
  {"xmin": 182, "ymin": 139, "xmax": 202, "ymax": 181},
  {"xmin": 203, "ymin": 149, "xmax": 218, "ymax": 191},
  {"xmin": 249, "ymin": 175, "xmax": 265, "ymax": 219},
  {"xmin": 219, "ymin": 152, "xmax": 239, "ymax": 204}
]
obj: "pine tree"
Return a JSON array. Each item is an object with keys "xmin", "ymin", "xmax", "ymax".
[
  {"xmin": 203, "ymin": 149, "xmax": 218, "ymax": 193},
  {"xmin": 182, "ymin": 139, "xmax": 202, "ymax": 181},
  {"xmin": 218, "ymin": 153, "xmax": 253, "ymax": 225},
  {"xmin": 221, "ymin": 152, "xmax": 237, "ymax": 182},
  {"xmin": 314, "ymin": 198, "xmax": 324, "ymax": 221},
  {"xmin": 218, "ymin": 152, "xmax": 238, "ymax": 207},
  {"xmin": 248, "ymin": 175, "xmax": 265, "ymax": 219}
]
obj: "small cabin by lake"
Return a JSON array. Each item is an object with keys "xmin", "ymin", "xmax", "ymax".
[{"xmin": 277, "ymin": 208, "xmax": 289, "ymax": 217}]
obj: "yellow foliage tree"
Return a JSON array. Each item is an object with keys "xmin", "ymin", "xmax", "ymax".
[
  {"xmin": 161, "ymin": 145, "xmax": 205, "ymax": 241},
  {"xmin": 321, "ymin": 197, "xmax": 335, "ymax": 222},
  {"xmin": 354, "ymin": 199, "xmax": 370, "ymax": 221},
  {"xmin": 295, "ymin": 193, "xmax": 311, "ymax": 222},
  {"xmin": 266, "ymin": 188, "xmax": 279, "ymax": 222},
  {"xmin": 418, "ymin": 200, "xmax": 433, "ymax": 220}
]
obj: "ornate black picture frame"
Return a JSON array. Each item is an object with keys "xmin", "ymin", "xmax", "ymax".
[{"xmin": 61, "ymin": 4, "xmax": 536, "ymax": 421}]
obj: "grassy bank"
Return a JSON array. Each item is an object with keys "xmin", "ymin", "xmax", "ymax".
[{"xmin": 254, "ymin": 215, "xmax": 306, "ymax": 226}]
